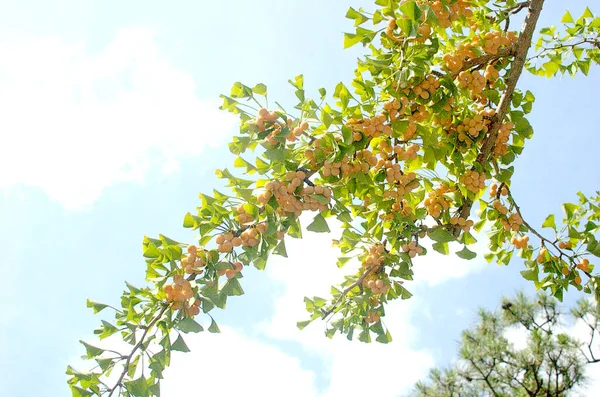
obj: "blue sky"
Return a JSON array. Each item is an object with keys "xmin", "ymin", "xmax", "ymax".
[{"xmin": 0, "ymin": 1, "xmax": 599, "ymax": 396}]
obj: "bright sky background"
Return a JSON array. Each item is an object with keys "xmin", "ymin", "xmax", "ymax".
[{"xmin": 1, "ymin": 1, "xmax": 599, "ymax": 396}]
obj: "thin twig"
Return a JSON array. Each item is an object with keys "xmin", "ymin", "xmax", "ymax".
[{"xmin": 107, "ymin": 304, "xmax": 169, "ymax": 396}]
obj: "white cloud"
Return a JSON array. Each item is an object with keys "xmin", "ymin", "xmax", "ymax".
[
  {"xmin": 0, "ymin": 29, "xmax": 237, "ymax": 210},
  {"xmin": 162, "ymin": 326, "xmax": 319, "ymax": 397},
  {"xmin": 260, "ymin": 217, "xmax": 440, "ymax": 396},
  {"xmin": 412, "ymin": 238, "xmax": 488, "ymax": 287},
  {"xmin": 166, "ymin": 216, "xmax": 489, "ymax": 397}
]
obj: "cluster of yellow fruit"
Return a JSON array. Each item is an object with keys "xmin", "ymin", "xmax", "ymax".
[
  {"xmin": 536, "ymin": 250, "xmax": 585, "ymax": 285},
  {"xmin": 484, "ymin": 64, "xmax": 500, "ymax": 80},
  {"xmin": 383, "ymin": 162, "xmax": 404, "ymax": 184},
  {"xmin": 217, "ymin": 261, "xmax": 244, "ymax": 279},
  {"xmin": 376, "ymin": 140, "xmax": 419, "ymax": 162},
  {"xmin": 460, "ymin": 169, "xmax": 487, "ymax": 194},
  {"xmin": 360, "ymin": 245, "xmax": 392, "ymax": 295},
  {"xmin": 444, "ymin": 30, "xmax": 516, "ymax": 75},
  {"xmin": 322, "ymin": 159, "xmax": 345, "ymax": 177},
  {"xmin": 558, "ymin": 240, "xmax": 574, "ymax": 250},
  {"xmin": 443, "ymin": 43, "xmax": 477, "ymax": 73},
  {"xmin": 394, "ymin": 144, "xmax": 420, "ymax": 161},
  {"xmin": 258, "ymin": 171, "xmax": 332, "ymax": 217},
  {"xmin": 380, "ymin": 164, "xmax": 419, "ymax": 195},
  {"xmin": 383, "ymin": 97, "xmax": 409, "ymax": 121},
  {"xmin": 511, "ymin": 235, "xmax": 529, "ymax": 249},
  {"xmin": 416, "ymin": 23, "xmax": 432, "ymax": 41},
  {"xmin": 450, "ymin": 216, "xmax": 475, "ymax": 233},
  {"xmin": 236, "ymin": 204, "xmax": 254, "ymax": 225},
  {"xmin": 501, "ymin": 212, "xmax": 523, "ymax": 232},
  {"xmin": 365, "ymin": 278, "xmax": 391, "ymax": 295},
  {"xmin": 561, "ymin": 265, "xmax": 582, "ymax": 285},
  {"xmin": 385, "ymin": 18, "xmax": 404, "ymax": 43},
  {"xmin": 216, "ymin": 223, "xmax": 268, "ymax": 253},
  {"xmin": 215, "ymin": 232, "xmax": 237, "ymax": 253},
  {"xmin": 181, "ymin": 298, "xmax": 202, "ymax": 317},
  {"xmin": 164, "ymin": 275, "xmax": 199, "ymax": 315},
  {"xmin": 404, "ymin": 105, "xmax": 430, "ymax": 140},
  {"xmin": 536, "ymin": 247, "xmax": 548, "ymax": 263},
  {"xmin": 255, "ymin": 108, "xmax": 280, "ymax": 131},
  {"xmin": 323, "ymin": 154, "xmax": 376, "ymax": 179},
  {"xmin": 300, "ymin": 185, "xmax": 334, "ymax": 210},
  {"xmin": 577, "ymin": 258, "xmax": 590, "ymax": 273},
  {"xmin": 419, "ymin": 0, "xmax": 473, "ymax": 28},
  {"xmin": 181, "ymin": 244, "xmax": 206, "ymax": 275},
  {"xmin": 285, "ymin": 120, "xmax": 309, "ymax": 143},
  {"xmin": 492, "ymin": 199, "xmax": 509, "ymax": 215},
  {"xmin": 355, "ymin": 114, "xmax": 394, "ymax": 140},
  {"xmin": 489, "ymin": 182, "xmax": 509, "ymax": 198},
  {"xmin": 365, "ymin": 311, "xmax": 381, "ymax": 324},
  {"xmin": 477, "ymin": 31, "xmax": 518, "ymax": 55},
  {"xmin": 383, "ymin": 183, "xmax": 419, "ymax": 212},
  {"xmin": 356, "ymin": 149, "xmax": 379, "ymax": 169},
  {"xmin": 403, "ymin": 75, "xmax": 441, "ymax": 101},
  {"xmin": 304, "ymin": 137, "xmax": 335, "ymax": 166},
  {"xmin": 389, "ymin": 198, "xmax": 414, "ymax": 218},
  {"xmin": 322, "ymin": 151, "xmax": 379, "ymax": 180},
  {"xmin": 363, "ymin": 244, "xmax": 386, "ymax": 269},
  {"xmin": 493, "ymin": 121, "xmax": 514, "ymax": 157},
  {"xmin": 386, "ymin": 1, "xmax": 472, "ymax": 43},
  {"xmin": 455, "ymin": 109, "xmax": 494, "ymax": 145},
  {"xmin": 432, "ymin": 98, "xmax": 456, "ymax": 128},
  {"xmin": 457, "ymin": 70, "xmax": 487, "ymax": 96},
  {"xmin": 401, "ymin": 241, "xmax": 425, "ymax": 258},
  {"xmin": 264, "ymin": 117, "xmax": 290, "ymax": 146},
  {"xmin": 424, "ymin": 184, "xmax": 453, "ymax": 218}
]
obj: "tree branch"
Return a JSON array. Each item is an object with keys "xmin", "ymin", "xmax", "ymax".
[
  {"xmin": 321, "ymin": 264, "xmax": 378, "ymax": 319},
  {"xmin": 452, "ymin": 44, "xmax": 517, "ymax": 78},
  {"xmin": 107, "ymin": 304, "xmax": 169, "ymax": 396},
  {"xmin": 459, "ymin": 0, "xmax": 545, "ymax": 221}
]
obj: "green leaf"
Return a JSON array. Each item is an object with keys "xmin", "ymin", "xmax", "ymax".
[
  {"xmin": 456, "ymin": 246, "xmax": 477, "ymax": 260},
  {"xmin": 208, "ymin": 318, "xmax": 221, "ymax": 333},
  {"xmin": 345, "ymin": 7, "xmax": 369, "ymax": 26},
  {"xmin": 80, "ymin": 341, "xmax": 104, "ymax": 359},
  {"xmin": 96, "ymin": 320, "xmax": 120, "ymax": 340},
  {"xmin": 337, "ymin": 256, "xmax": 352, "ymax": 268},
  {"xmin": 343, "ymin": 33, "xmax": 362, "ymax": 49},
  {"xmin": 376, "ymin": 329, "xmax": 393, "ymax": 344},
  {"xmin": 521, "ymin": 268, "xmax": 539, "ymax": 282},
  {"xmin": 542, "ymin": 61, "xmax": 559, "ymax": 78},
  {"xmin": 542, "ymin": 214, "xmax": 556, "ymax": 230},
  {"xmin": 86, "ymin": 299, "xmax": 109, "ymax": 314},
  {"xmin": 297, "ymin": 320, "xmax": 313, "ymax": 330},
  {"xmin": 252, "ymin": 83, "xmax": 267, "ymax": 96},
  {"xmin": 124, "ymin": 375, "xmax": 149, "ymax": 397},
  {"xmin": 582, "ymin": 7, "xmax": 593, "ymax": 18},
  {"xmin": 428, "ymin": 228, "xmax": 455, "ymax": 243},
  {"xmin": 273, "ymin": 240, "xmax": 288, "ymax": 257},
  {"xmin": 96, "ymin": 357, "xmax": 115, "ymax": 372},
  {"xmin": 172, "ymin": 334, "xmax": 190, "ymax": 352},
  {"xmin": 358, "ymin": 329, "xmax": 371, "ymax": 343},
  {"xmin": 176, "ymin": 318, "xmax": 204, "ymax": 334},
  {"xmin": 307, "ymin": 214, "xmax": 331, "ymax": 233},
  {"xmin": 561, "ymin": 10, "xmax": 574, "ymax": 23},
  {"xmin": 432, "ymin": 242, "xmax": 449, "ymax": 255},
  {"xmin": 562, "ymin": 203, "xmax": 578, "ymax": 220},
  {"xmin": 69, "ymin": 385, "xmax": 94, "ymax": 397},
  {"xmin": 399, "ymin": 0, "xmax": 422, "ymax": 21},
  {"xmin": 221, "ymin": 278, "xmax": 245, "ymax": 296},
  {"xmin": 587, "ymin": 239, "xmax": 600, "ymax": 257}
]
